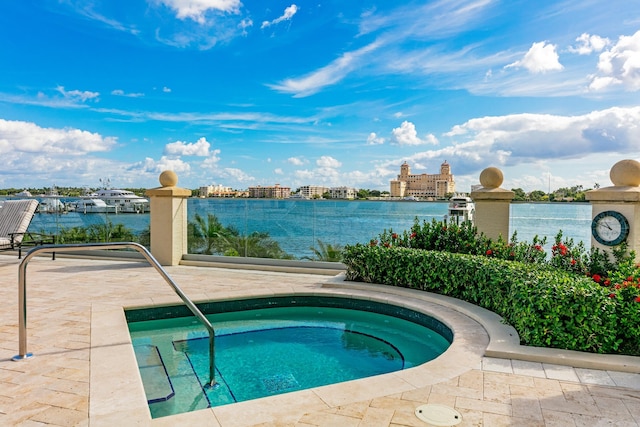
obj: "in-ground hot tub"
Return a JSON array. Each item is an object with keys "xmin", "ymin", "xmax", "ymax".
[{"xmin": 126, "ymin": 295, "xmax": 453, "ymax": 418}]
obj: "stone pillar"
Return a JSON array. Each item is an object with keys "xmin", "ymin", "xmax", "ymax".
[
  {"xmin": 585, "ymin": 159, "xmax": 640, "ymax": 262},
  {"xmin": 144, "ymin": 171, "xmax": 192, "ymax": 266},
  {"xmin": 470, "ymin": 167, "xmax": 514, "ymax": 241}
]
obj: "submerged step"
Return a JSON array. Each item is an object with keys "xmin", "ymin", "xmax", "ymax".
[{"xmin": 134, "ymin": 345, "xmax": 175, "ymax": 404}]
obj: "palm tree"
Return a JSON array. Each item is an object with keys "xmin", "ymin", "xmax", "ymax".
[
  {"xmin": 305, "ymin": 239, "xmax": 343, "ymax": 262},
  {"xmin": 56, "ymin": 226, "xmax": 89, "ymax": 243},
  {"xmin": 188, "ymin": 213, "xmax": 231, "ymax": 255},
  {"xmin": 224, "ymin": 229, "xmax": 294, "ymax": 259},
  {"xmin": 187, "ymin": 214, "xmax": 294, "ymax": 259}
]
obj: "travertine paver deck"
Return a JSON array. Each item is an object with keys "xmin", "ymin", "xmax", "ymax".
[{"xmin": 0, "ymin": 253, "xmax": 639, "ymax": 426}]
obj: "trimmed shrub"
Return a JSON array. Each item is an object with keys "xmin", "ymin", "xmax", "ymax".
[{"xmin": 342, "ymin": 244, "xmax": 637, "ymax": 355}]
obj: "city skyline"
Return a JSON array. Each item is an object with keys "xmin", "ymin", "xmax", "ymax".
[{"xmin": 1, "ymin": 1, "xmax": 639, "ymax": 193}]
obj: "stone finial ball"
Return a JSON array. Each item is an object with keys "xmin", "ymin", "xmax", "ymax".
[
  {"xmin": 479, "ymin": 167, "xmax": 504, "ymax": 189},
  {"xmin": 610, "ymin": 159, "xmax": 640, "ymax": 187},
  {"xmin": 159, "ymin": 170, "xmax": 178, "ymax": 187}
]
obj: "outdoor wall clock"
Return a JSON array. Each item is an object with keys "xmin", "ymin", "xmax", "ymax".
[{"xmin": 591, "ymin": 210, "xmax": 630, "ymax": 246}]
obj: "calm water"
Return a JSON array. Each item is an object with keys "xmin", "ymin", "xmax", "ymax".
[{"xmin": 23, "ymin": 199, "xmax": 592, "ymax": 259}]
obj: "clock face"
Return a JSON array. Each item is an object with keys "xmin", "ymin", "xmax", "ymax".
[{"xmin": 591, "ymin": 210, "xmax": 629, "ymax": 246}]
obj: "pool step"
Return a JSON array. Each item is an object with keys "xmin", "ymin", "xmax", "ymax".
[{"xmin": 134, "ymin": 345, "xmax": 175, "ymax": 404}]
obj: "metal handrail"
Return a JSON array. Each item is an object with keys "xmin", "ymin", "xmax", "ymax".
[{"xmin": 12, "ymin": 242, "xmax": 217, "ymax": 387}]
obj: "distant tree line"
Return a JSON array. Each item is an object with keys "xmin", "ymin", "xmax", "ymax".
[
  {"xmin": 510, "ymin": 184, "xmax": 598, "ymax": 202},
  {"xmin": 1, "ymin": 185, "xmax": 598, "ymax": 202}
]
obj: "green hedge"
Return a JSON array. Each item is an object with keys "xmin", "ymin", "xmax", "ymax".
[{"xmin": 343, "ymin": 244, "xmax": 639, "ymax": 355}]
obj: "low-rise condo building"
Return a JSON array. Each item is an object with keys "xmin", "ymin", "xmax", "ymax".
[
  {"xmin": 248, "ymin": 184, "xmax": 291, "ymax": 199},
  {"xmin": 330, "ymin": 186, "xmax": 357, "ymax": 199},
  {"xmin": 298, "ymin": 185, "xmax": 330, "ymax": 199},
  {"xmin": 199, "ymin": 184, "xmax": 235, "ymax": 198},
  {"xmin": 390, "ymin": 161, "xmax": 455, "ymax": 199}
]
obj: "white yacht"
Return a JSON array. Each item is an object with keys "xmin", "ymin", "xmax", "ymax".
[
  {"xmin": 37, "ymin": 198, "xmax": 66, "ymax": 213},
  {"xmin": 447, "ymin": 194, "xmax": 475, "ymax": 224},
  {"xmin": 37, "ymin": 186, "xmax": 66, "ymax": 213},
  {"xmin": 68, "ymin": 198, "xmax": 118, "ymax": 214},
  {"xmin": 15, "ymin": 190, "xmax": 33, "ymax": 198},
  {"xmin": 91, "ymin": 189, "xmax": 150, "ymax": 213},
  {"xmin": 289, "ymin": 193, "xmax": 309, "ymax": 199}
]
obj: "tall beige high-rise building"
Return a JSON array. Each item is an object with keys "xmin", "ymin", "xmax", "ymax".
[{"xmin": 390, "ymin": 161, "xmax": 455, "ymax": 199}]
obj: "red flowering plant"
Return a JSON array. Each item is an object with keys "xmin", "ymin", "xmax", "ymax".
[
  {"xmin": 587, "ymin": 244, "xmax": 626, "ymax": 278},
  {"xmin": 482, "ymin": 232, "xmax": 548, "ymax": 264},
  {"xmin": 374, "ymin": 219, "xmax": 551, "ymax": 265},
  {"xmin": 604, "ymin": 252, "xmax": 640, "ymax": 300},
  {"xmin": 548, "ymin": 231, "xmax": 589, "ymax": 275},
  {"xmin": 603, "ymin": 252, "xmax": 640, "ymax": 355},
  {"xmin": 373, "ymin": 218, "xmax": 488, "ymax": 255}
]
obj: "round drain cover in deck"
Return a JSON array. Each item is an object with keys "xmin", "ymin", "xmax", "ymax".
[{"xmin": 415, "ymin": 404, "xmax": 462, "ymax": 426}]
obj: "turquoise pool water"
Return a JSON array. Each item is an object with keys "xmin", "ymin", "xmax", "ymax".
[{"xmin": 127, "ymin": 297, "xmax": 451, "ymax": 418}]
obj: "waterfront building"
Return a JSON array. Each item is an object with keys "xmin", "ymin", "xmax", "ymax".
[
  {"xmin": 198, "ymin": 184, "xmax": 235, "ymax": 198},
  {"xmin": 390, "ymin": 161, "xmax": 455, "ymax": 199},
  {"xmin": 298, "ymin": 185, "xmax": 330, "ymax": 199},
  {"xmin": 330, "ymin": 186, "xmax": 357, "ymax": 199},
  {"xmin": 248, "ymin": 184, "xmax": 291, "ymax": 199}
]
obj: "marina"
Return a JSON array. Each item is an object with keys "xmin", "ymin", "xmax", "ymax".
[{"xmin": 1, "ymin": 184, "xmax": 150, "ymax": 215}]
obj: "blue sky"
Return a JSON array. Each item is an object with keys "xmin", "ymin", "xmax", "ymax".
[{"xmin": 0, "ymin": 0, "xmax": 639, "ymax": 193}]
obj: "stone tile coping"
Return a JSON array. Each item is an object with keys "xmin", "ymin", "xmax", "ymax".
[
  {"xmin": 90, "ymin": 280, "xmax": 491, "ymax": 426},
  {"xmin": 324, "ymin": 273, "xmax": 640, "ymax": 374}
]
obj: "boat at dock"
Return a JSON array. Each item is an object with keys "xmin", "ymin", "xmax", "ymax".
[
  {"xmin": 68, "ymin": 198, "xmax": 118, "ymax": 214},
  {"xmin": 447, "ymin": 194, "xmax": 475, "ymax": 224},
  {"xmin": 37, "ymin": 197, "xmax": 66, "ymax": 213},
  {"xmin": 90, "ymin": 189, "xmax": 149, "ymax": 213}
]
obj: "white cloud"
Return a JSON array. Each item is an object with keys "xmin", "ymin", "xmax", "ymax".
[
  {"xmin": 56, "ymin": 86, "xmax": 100, "ymax": 102},
  {"xmin": 261, "ymin": 4, "xmax": 298, "ymax": 29},
  {"xmin": 64, "ymin": 3, "xmax": 140, "ymax": 35},
  {"xmin": 316, "ymin": 156, "xmax": 341, "ymax": 169},
  {"xmin": 343, "ymin": 168, "xmax": 392, "ymax": 188},
  {"xmin": 505, "ymin": 41, "xmax": 563, "ymax": 73},
  {"xmin": 293, "ymin": 169, "xmax": 314, "ymax": 181},
  {"xmin": 163, "ymin": 86, "xmax": 172, "ymax": 93},
  {"xmin": 358, "ymin": 0, "xmax": 494, "ymax": 40},
  {"xmin": 390, "ymin": 121, "xmax": 438, "ymax": 146},
  {"xmin": 589, "ymin": 30, "xmax": 640, "ymax": 91},
  {"xmin": 569, "ymin": 33, "xmax": 610, "ymax": 55},
  {"xmin": 222, "ymin": 167, "xmax": 254, "ymax": 182},
  {"xmin": 288, "ymin": 156, "xmax": 342, "ymax": 186},
  {"xmin": 316, "ymin": 168, "xmax": 341, "ymax": 180},
  {"xmin": 141, "ymin": 156, "xmax": 191, "ymax": 174},
  {"xmin": 287, "ymin": 156, "xmax": 306, "ymax": 166},
  {"xmin": 201, "ymin": 149, "xmax": 222, "ymax": 168},
  {"xmin": 239, "ymin": 18, "xmax": 253, "ymax": 35},
  {"xmin": 274, "ymin": 168, "xmax": 284, "ymax": 175},
  {"xmin": 0, "ymin": 119, "xmax": 115, "ymax": 155},
  {"xmin": 367, "ymin": 132, "xmax": 385, "ymax": 145},
  {"xmin": 268, "ymin": 41, "xmax": 381, "ymax": 97},
  {"xmin": 436, "ymin": 106, "xmax": 640, "ymax": 175},
  {"xmin": 154, "ymin": 0, "xmax": 241, "ymax": 24},
  {"xmin": 164, "ymin": 136, "xmax": 210, "ymax": 156},
  {"xmin": 111, "ymin": 89, "xmax": 144, "ymax": 98}
]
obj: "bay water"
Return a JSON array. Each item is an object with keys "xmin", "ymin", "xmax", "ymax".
[{"xmin": 25, "ymin": 199, "xmax": 592, "ymax": 259}]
